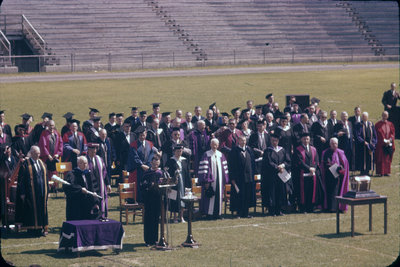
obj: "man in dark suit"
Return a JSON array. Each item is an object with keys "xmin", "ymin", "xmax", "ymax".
[
  {"xmin": 0, "ymin": 110, "xmax": 12, "ymax": 137},
  {"xmin": 381, "ymin": 82, "xmax": 400, "ymax": 138},
  {"xmin": 192, "ymin": 106, "xmax": 205, "ymax": 124},
  {"xmin": 114, "ymin": 120, "xmax": 135, "ymax": 183},
  {"xmin": 333, "ymin": 111, "xmax": 354, "ymax": 170},
  {"xmin": 311, "ymin": 110, "xmax": 329, "ymax": 158},
  {"xmin": 228, "ymin": 136, "xmax": 256, "ymax": 218},
  {"xmin": 146, "ymin": 118, "xmax": 167, "ymax": 153},
  {"xmin": 327, "ymin": 110, "xmax": 338, "ymax": 140},
  {"xmin": 181, "ymin": 112, "xmax": 195, "ymax": 138},
  {"xmin": 204, "ymin": 109, "xmax": 219, "ymax": 136},
  {"xmin": 348, "ymin": 106, "xmax": 361, "ymax": 128},
  {"xmin": 248, "ymin": 120, "xmax": 269, "ymax": 174},
  {"xmin": 292, "ymin": 114, "xmax": 312, "ymax": 147}
]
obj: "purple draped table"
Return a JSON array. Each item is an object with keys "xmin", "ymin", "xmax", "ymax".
[{"xmin": 58, "ymin": 219, "xmax": 125, "ymax": 254}]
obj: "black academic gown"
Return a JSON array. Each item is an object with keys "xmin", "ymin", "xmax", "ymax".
[
  {"xmin": 146, "ymin": 128, "xmax": 167, "ymax": 152},
  {"xmin": 248, "ymin": 131, "xmax": 269, "ymax": 174},
  {"xmin": 15, "ymin": 158, "xmax": 48, "ymax": 229},
  {"xmin": 311, "ymin": 121, "xmax": 329, "ymax": 158},
  {"xmin": 63, "ymin": 168, "xmax": 100, "ymax": 220},
  {"xmin": 141, "ymin": 169, "xmax": 163, "ymax": 245},
  {"xmin": 228, "ymin": 146, "xmax": 256, "ymax": 217},
  {"xmin": 261, "ymin": 146, "xmax": 291, "ymax": 215}
]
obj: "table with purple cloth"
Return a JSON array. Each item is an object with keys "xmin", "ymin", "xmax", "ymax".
[{"xmin": 58, "ymin": 219, "xmax": 125, "ymax": 253}]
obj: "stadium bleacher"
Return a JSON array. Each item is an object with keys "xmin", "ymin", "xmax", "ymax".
[{"xmin": 0, "ymin": 0, "xmax": 398, "ymax": 71}]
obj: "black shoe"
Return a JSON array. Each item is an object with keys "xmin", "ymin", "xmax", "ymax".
[{"xmin": 384, "ymin": 174, "xmax": 390, "ymax": 177}]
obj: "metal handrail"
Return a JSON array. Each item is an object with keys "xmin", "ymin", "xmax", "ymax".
[
  {"xmin": 22, "ymin": 14, "xmax": 46, "ymax": 54},
  {"xmin": 0, "ymin": 29, "xmax": 11, "ymax": 58}
]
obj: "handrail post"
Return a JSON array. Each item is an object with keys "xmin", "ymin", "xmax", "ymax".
[{"xmin": 108, "ymin": 52, "xmax": 112, "ymax": 72}]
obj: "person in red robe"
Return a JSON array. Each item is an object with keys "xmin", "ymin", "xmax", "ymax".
[{"xmin": 375, "ymin": 111, "xmax": 396, "ymax": 176}]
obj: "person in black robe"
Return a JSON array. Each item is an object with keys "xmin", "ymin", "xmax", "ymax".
[
  {"xmin": 275, "ymin": 116, "xmax": 293, "ymax": 160},
  {"xmin": 161, "ymin": 128, "xmax": 191, "ymax": 168},
  {"xmin": 141, "ymin": 154, "xmax": 163, "ymax": 246},
  {"xmin": 228, "ymin": 136, "xmax": 256, "ymax": 218},
  {"xmin": 0, "ymin": 110, "xmax": 13, "ymax": 137},
  {"xmin": 11, "ymin": 124, "xmax": 31, "ymax": 159},
  {"xmin": 63, "ymin": 156, "xmax": 101, "ymax": 220},
  {"xmin": 265, "ymin": 113, "xmax": 277, "ymax": 134},
  {"xmin": 113, "ymin": 120, "xmax": 135, "ymax": 183},
  {"xmin": 348, "ymin": 106, "xmax": 362, "ymax": 129},
  {"xmin": 97, "ymin": 129, "xmax": 116, "ymax": 186},
  {"xmin": 31, "ymin": 113, "xmax": 52, "ymax": 145},
  {"xmin": 311, "ymin": 111, "xmax": 329, "ymax": 158},
  {"xmin": 382, "ymin": 83, "xmax": 399, "ymax": 120},
  {"xmin": 333, "ymin": 111, "xmax": 354, "ymax": 170},
  {"xmin": 354, "ymin": 112, "xmax": 377, "ymax": 175},
  {"xmin": 204, "ymin": 109, "xmax": 219, "ymax": 136},
  {"xmin": 165, "ymin": 144, "xmax": 191, "ymax": 223},
  {"xmin": 248, "ymin": 120, "xmax": 269, "ymax": 175},
  {"xmin": 146, "ymin": 118, "xmax": 167, "ymax": 154},
  {"xmin": 84, "ymin": 116, "xmax": 102, "ymax": 143},
  {"xmin": 82, "ymin": 108, "xmax": 99, "ymax": 138},
  {"xmin": 125, "ymin": 107, "xmax": 139, "ymax": 132},
  {"xmin": 293, "ymin": 133, "xmax": 321, "ymax": 213},
  {"xmin": 104, "ymin": 112, "xmax": 117, "ymax": 134},
  {"xmin": 181, "ymin": 112, "xmax": 195, "ymax": 138},
  {"xmin": 15, "ymin": 146, "xmax": 49, "ymax": 236},
  {"xmin": 327, "ymin": 110, "xmax": 338, "ymax": 140},
  {"xmin": 261, "ymin": 134, "xmax": 291, "ymax": 216},
  {"xmin": 61, "ymin": 112, "xmax": 75, "ymax": 138}
]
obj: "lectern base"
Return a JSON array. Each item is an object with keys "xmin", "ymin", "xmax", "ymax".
[{"xmin": 343, "ymin": 190, "xmax": 380, "ymax": 198}]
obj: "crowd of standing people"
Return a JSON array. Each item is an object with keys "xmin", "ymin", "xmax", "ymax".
[{"xmin": 0, "ymin": 82, "xmax": 397, "ymax": 243}]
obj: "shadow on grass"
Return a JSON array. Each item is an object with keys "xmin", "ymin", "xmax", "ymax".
[
  {"xmin": 19, "ymin": 248, "xmax": 104, "ymax": 258},
  {"xmin": 316, "ymin": 232, "xmax": 363, "ymax": 239}
]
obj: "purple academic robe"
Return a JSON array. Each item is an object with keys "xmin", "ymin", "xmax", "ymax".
[
  {"xmin": 189, "ymin": 129, "xmax": 210, "ymax": 173},
  {"xmin": 320, "ymin": 148, "xmax": 349, "ymax": 211},
  {"xmin": 198, "ymin": 150, "xmax": 229, "ymax": 215}
]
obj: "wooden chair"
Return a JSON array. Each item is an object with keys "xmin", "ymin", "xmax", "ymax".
[
  {"xmin": 52, "ymin": 162, "xmax": 72, "ymax": 197},
  {"xmin": 224, "ymin": 184, "xmax": 231, "ymax": 215},
  {"xmin": 254, "ymin": 175, "xmax": 265, "ymax": 214},
  {"xmin": 118, "ymin": 182, "xmax": 144, "ymax": 224}
]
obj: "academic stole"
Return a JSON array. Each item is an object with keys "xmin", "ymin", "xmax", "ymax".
[
  {"xmin": 297, "ymin": 146, "xmax": 317, "ymax": 204},
  {"xmin": 27, "ymin": 159, "xmax": 47, "ymax": 229},
  {"xmin": 362, "ymin": 121, "xmax": 373, "ymax": 171}
]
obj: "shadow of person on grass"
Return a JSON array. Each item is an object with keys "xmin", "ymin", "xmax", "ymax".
[{"xmin": 316, "ymin": 232, "xmax": 363, "ymax": 239}]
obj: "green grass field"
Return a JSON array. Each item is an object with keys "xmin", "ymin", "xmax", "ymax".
[{"xmin": 0, "ymin": 65, "xmax": 399, "ymax": 266}]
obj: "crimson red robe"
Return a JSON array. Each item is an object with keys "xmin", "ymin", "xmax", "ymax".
[{"xmin": 375, "ymin": 120, "xmax": 395, "ymax": 175}]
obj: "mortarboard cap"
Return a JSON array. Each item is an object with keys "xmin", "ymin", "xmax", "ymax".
[
  {"xmin": 162, "ymin": 112, "xmax": 171, "ymax": 117},
  {"xmin": 139, "ymin": 111, "xmax": 147, "ymax": 116},
  {"xmin": 116, "ymin": 113, "xmax": 124, "ymax": 117},
  {"xmin": 21, "ymin": 113, "xmax": 31, "ymax": 120},
  {"xmin": 109, "ymin": 112, "xmax": 116, "ymax": 118},
  {"xmin": 87, "ymin": 143, "xmax": 100, "ymax": 149},
  {"xmin": 41, "ymin": 112, "xmax": 53, "ymax": 120},
  {"xmin": 209, "ymin": 102, "xmax": 216, "ymax": 110},
  {"xmin": 152, "ymin": 103, "xmax": 161, "ymax": 108},
  {"xmin": 92, "ymin": 116, "xmax": 101, "ymax": 122},
  {"xmin": 63, "ymin": 112, "xmax": 74, "ymax": 120},
  {"xmin": 255, "ymin": 104, "xmax": 263, "ymax": 109},
  {"xmin": 280, "ymin": 115, "xmax": 288, "ymax": 120},
  {"xmin": 16, "ymin": 123, "xmax": 26, "ymax": 129},
  {"xmin": 173, "ymin": 144, "xmax": 184, "ymax": 151},
  {"xmin": 256, "ymin": 120, "xmax": 265, "ymax": 124},
  {"xmin": 70, "ymin": 119, "xmax": 80, "ymax": 125},
  {"xmin": 89, "ymin": 107, "xmax": 99, "ymax": 113},
  {"xmin": 311, "ymin": 97, "xmax": 320, "ymax": 104},
  {"xmin": 231, "ymin": 107, "xmax": 240, "ymax": 115},
  {"xmin": 146, "ymin": 116, "xmax": 154, "ymax": 124},
  {"xmin": 242, "ymin": 108, "xmax": 250, "ymax": 113},
  {"xmin": 270, "ymin": 133, "xmax": 280, "ymax": 139},
  {"xmin": 265, "ymin": 93, "xmax": 273, "ymax": 99},
  {"xmin": 221, "ymin": 112, "xmax": 230, "ymax": 117},
  {"xmin": 0, "ymin": 110, "xmax": 5, "ymax": 115},
  {"xmin": 135, "ymin": 126, "xmax": 147, "ymax": 134},
  {"xmin": 171, "ymin": 127, "xmax": 181, "ymax": 132},
  {"xmin": 131, "ymin": 107, "xmax": 139, "ymax": 111},
  {"xmin": 123, "ymin": 118, "xmax": 131, "ymax": 125},
  {"xmin": 300, "ymin": 132, "xmax": 311, "ymax": 138}
]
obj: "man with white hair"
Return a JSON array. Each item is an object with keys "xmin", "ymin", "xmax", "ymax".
[
  {"xmin": 320, "ymin": 138, "xmax": 350, "ymax": 212},
  {"xmin": 15, "ymin": 146, "xmax": 49, "ymax": 236},
  {"xmin": 63, "ymin": 156, "xmax": 99, "ymax": 220},
  {"xmin": 374, "ymin": 111, "xmax": 396, "ymax": 176},
  {"xmin": 198, "ymin": 138, "xmax": 229, "ymax": 219},
  {"xmin": 354, "ymin": 112, "xmax": 377, "ymax": 175}
]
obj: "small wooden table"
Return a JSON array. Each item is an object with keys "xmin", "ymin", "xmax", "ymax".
[{"xmin": 335, "ymin": 196, "xmax": 387, "ymax": 237}]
